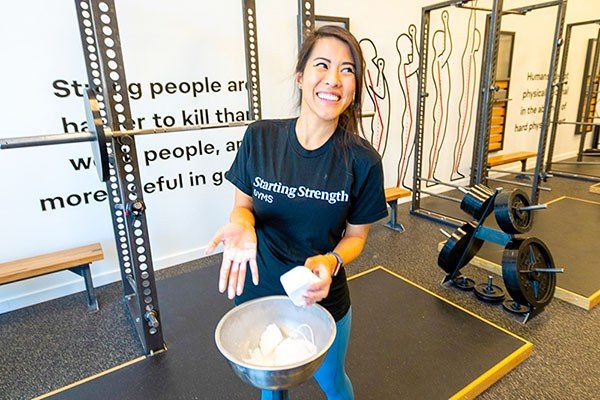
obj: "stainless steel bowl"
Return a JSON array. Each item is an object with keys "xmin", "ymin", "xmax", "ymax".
[{"xmin": 214, "ymin": 295, "xmax": 336, "ymax": 390}]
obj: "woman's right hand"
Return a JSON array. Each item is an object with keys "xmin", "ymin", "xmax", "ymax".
[{"xmin": 205, "ymin": 221, "xmax": 259, "ymax": 299}]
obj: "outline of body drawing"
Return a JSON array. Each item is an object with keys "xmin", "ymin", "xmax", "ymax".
[
  {"xmin": 360, "ymin": 38, "xmax": 391, "ymax": 157},
  {"xmin": 427, "ymin": 10, "xmax": 452, "ymax": 186},
  {"xmin": 396, "ymin": 25, "xmax": 420, "ymax": 190},
  {"xmin": 451, "ymin": 3, "xmax": 481, "ymax": 181}
]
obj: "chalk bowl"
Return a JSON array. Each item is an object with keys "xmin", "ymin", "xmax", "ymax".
[{"xmin": 215, "ymin": 295, "xmax": 336, "ymax": 391}]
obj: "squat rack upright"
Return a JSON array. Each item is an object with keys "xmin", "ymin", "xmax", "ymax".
[
  {"xmin": 546, "ymin": 18, "xmax": 600, "ymax": 182},
  {"xmin": 410, "ymin": 0, "xmax": 566, "ymax": 227},
  {"xmin": 0, "ymin": 0, "xmax": 263, "ymax": 355}
]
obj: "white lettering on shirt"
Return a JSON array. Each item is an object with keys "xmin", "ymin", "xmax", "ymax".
[{"xmin": 253, "ymin": 176, "xmax": 348, "ymax": 205}]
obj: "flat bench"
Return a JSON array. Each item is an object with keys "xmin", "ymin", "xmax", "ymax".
[
  {"xmin": 488, "ymin": 151, "xmax": 537, "ymax": 180},
  {"xmin": 488, "ymin": 151, "xmax": 537, "ymax": 171},
  {"xmin": 384, "ymin": 187, "xmax": 411, "ymax": 232},
  {"xmin": 0, "ymin": 243, "xmax": 103, "ymax": 311}
]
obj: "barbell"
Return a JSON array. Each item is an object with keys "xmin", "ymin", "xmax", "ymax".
[
  {"xmin": 0, "ymin": 89, "xmax": 253, "ymax": 182},
  {"xmin": 1, "ymin": 90, "xmax": 378, "ymax": 183}
]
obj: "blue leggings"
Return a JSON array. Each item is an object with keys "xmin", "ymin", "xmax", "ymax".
[{"xmin": 261, "ymin": 308, "xmax": 354, "ymax": 400}]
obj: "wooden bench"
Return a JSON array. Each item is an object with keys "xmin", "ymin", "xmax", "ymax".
[
  {"xmin": 384, "ymin": 187, "xmax": 412, "ymax": 232},
  {"xmin": 488, "ymin": 151, "xmax": 537, "ymax": 180},
  {"xmin": 0, "ymin": 243, "xmax": 104, "ymax": 311},
  {"xmin": 488, "ymin": 151, "xmax": 537, "ymax": 171}
]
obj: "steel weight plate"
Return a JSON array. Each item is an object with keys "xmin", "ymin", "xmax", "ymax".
[
  {"xmin": 502, "ymin": 237, "xmax": 556, "ymax": 308},
  {"xmin": 474, "ymin": 281, "xmax": 505, "ymax": 303},
  {"xmin": 452, "ymin": 275, "xmax": 475, "ymax": 291},
  {"xmin": 438, "ymin": 222, "xmax": 484, "ymax": 275},
  {"xmin": 494, "ymin": 189, "xmax": 533, "ymax": 234},
  {"xmin": 460, "ymin": 184, "xmax": 494, "ymax": 220}
]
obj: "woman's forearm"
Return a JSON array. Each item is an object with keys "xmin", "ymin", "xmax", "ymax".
[{"xmin": 230, "ymin": 205, "xmax": 255, "ymax": 228}]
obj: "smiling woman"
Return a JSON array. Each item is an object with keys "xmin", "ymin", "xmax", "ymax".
[
  {"xmin": 205, "ymin": 25, "xmax": 387, "ymax": 400},
  {"xmin": 294, "ymin": 26, "xmax": 365, "ymax": 149}
]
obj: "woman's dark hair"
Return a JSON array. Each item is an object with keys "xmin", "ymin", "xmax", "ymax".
[{"xmin": 295, "ymin": 25, "xmax": 365, "ymax": 148}]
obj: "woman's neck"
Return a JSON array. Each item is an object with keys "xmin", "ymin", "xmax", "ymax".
[{"xmin": 295, "ymin": 114, "xmax": 339, "ymax": 150}]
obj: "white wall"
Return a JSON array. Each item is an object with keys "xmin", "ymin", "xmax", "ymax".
[
  {"xmin": 500, "ymin": 1, "xmax": 600, "ymax": 160},
  {"xmin": 1, "ymin": 0, "xmax": 599, "ymax": 312}
]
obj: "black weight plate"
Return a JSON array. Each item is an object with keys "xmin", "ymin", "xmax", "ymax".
[
  {"xmin": 460, "ymin": 184, "xmax": 494, "ymax": 220},
  {"xmin": 85, "ymin": 89, "xmax": 110, "ymax": 182},
  {"xmin": 474, "ymin": 282, "xmax": 505, "ymax": 303},
  {"xmin": 502, "ymin": 237, "xmax": 556, "ymax": 308},
  {"xmin": 451, "ymin": 275, "xmax": 475, "ymax": 291},
  {"xmin": 438, "ymin": 222, "xmax": 484, "ymax": 275},
  {"xmin": 494, "ymin": 189, "xmax": 533, "ymax": 234},
  {"xmin": 502, "ymin": 300, "xmax": 530, "ymax": 315}
]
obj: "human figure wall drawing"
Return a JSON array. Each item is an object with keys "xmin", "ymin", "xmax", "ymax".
[
  {"xmin": 451, "ymin": 4, "xmax": 481, "ymax": 181},
  {"xmin": 427, "ymin": 10, "xmax": 452, "ymax": 186},
  {"xmin": 396, "ymin": 24, "xmax": 420, "ymax": 190},
  {"xmin": 360, "ymin": 38, "xmax": 391, "ymax": 157}
]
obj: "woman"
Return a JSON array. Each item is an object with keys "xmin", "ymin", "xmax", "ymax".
[{"xmin": 206, "ymin": 25, "xmax": 387, "ymax": 400}]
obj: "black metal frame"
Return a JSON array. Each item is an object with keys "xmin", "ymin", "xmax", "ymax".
[
  {"xmin": 575, "ymin": 38, "xmax": 599, "ymax": 136},
  {"xmin": 298, "ymin": 0, "xmax": 316, "ymax": 48},
  {"xmin": 314, "ymin": 15, "xmax": 350, "ymax": 30},
  {"xmin": 546, "ymin": 18, "xmax": 600, "ymax": 182},
  {"xmin": 72, "ymin": 0, "xmax": 263, "ymax": 354},
  {"xmin": 411, "ymin": 0, "xmax": 566, "ymax": 227},
  {"xmin": 489, "ymin": 29, "xmax": 516, "ymax": 152}
]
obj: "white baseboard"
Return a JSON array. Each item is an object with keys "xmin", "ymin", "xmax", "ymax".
[{"xmin": 0, "ymin": 246, "xmax": 211, "ymax": 314}]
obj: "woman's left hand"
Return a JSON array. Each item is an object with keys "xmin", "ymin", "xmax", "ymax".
[{"xmin": 301, "ymin": 254, "xmax": 336, "ymax": 305}]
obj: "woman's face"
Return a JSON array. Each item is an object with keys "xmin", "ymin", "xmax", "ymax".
[{"xmin": 297, "ymin": 37, "xmax": 356, "ymax": 124}]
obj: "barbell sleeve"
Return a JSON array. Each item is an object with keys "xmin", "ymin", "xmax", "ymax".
[
  {"xmin": 520, "ymin": 268, "xmax": 565, "ymax": 273},
  {"xmin": 515, "ymin": 204, "xmax": 548, "ymax": 211},
  {"xmin": 440, "ymin": 228, "xmax": 452, "ymax": 238},
  {"xmin": 0, "ymin": 120, "xmax": 255, "ymax": 150},
  {"xmin": 0, "ymin": 132, "xmax": 95, "ymax": 149}
]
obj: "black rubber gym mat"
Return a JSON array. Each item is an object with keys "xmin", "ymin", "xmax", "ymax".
[{"xmin": 46, "ymin": 265, "xmax": 530, "ymax": 399}]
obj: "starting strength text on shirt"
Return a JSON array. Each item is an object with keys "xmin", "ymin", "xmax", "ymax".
[{"xmin": 253, "ymin": 176, "xmax": 349, "ymax": 205}]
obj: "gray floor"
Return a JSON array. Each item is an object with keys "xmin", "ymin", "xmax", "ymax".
[{"xmin": 1, "ymin": 175, "xmax": 599, "ymax": 400}]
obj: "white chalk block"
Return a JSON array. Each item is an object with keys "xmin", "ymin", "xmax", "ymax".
[{"xmin": 280, "ymin": 266, "xmax": 321, "ymax": 307}]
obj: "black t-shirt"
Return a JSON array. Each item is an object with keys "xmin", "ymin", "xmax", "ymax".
[{"xmin": 225, "ymin": 118, "xmax": 387, "ymax": 321}]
